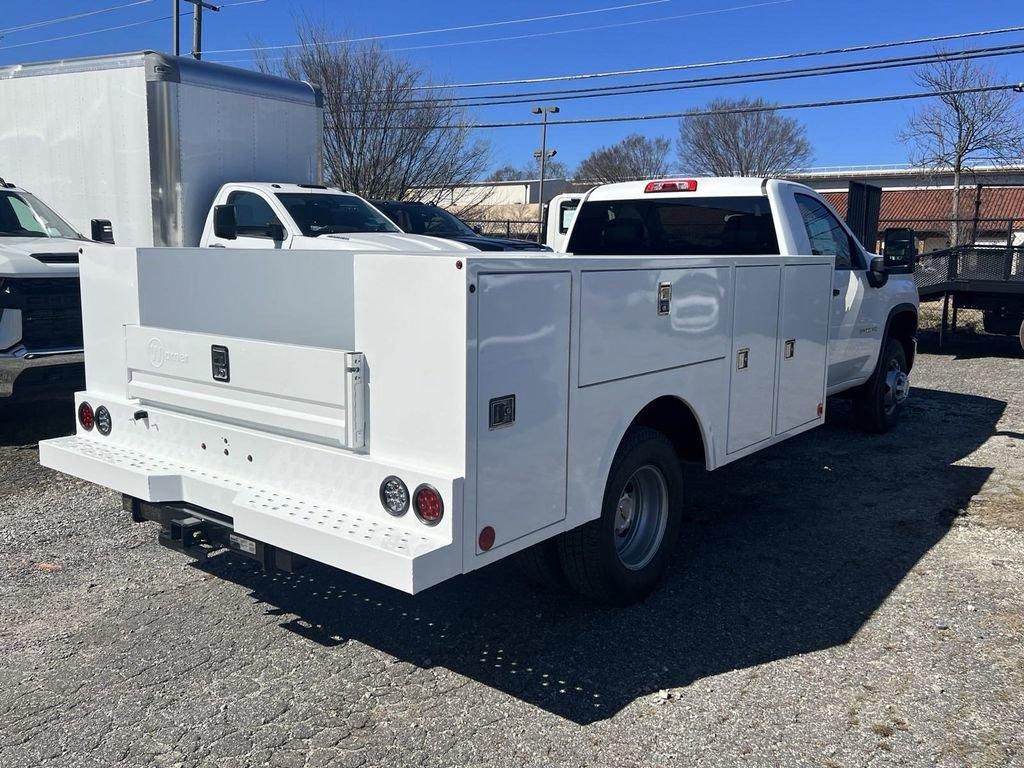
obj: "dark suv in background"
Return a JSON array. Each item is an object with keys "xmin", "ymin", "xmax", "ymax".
[{"xmin": 371, "ymin": 200, "xmax": 549, "ymax": 252}]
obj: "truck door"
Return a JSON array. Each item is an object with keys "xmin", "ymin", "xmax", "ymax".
[
  {"xmin": 794, "ymin": 194, "xmax": 879, "ymax": 388},
  {"xmin": 545, "ymin": 194, "xmax": 582, "ymax": 252},
  {"xmin": 208, "ymin": 190, "xmax": 289, "ymax": 250}
]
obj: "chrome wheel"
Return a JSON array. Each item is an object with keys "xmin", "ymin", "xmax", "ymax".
[
  {"xmin": 613, "ymin": 464, "xmax": 669, "ymax": 571},
  {"xmin": 883, "ymin": 358, "xmax": 909, "ymax": 416}
]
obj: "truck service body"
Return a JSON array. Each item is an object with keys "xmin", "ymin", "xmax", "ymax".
[{"xmin": 40, "ymin": 178, "xmax": 918, "ymax": 602}]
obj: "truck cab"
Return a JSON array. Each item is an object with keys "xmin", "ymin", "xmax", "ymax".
[
  {"xmin": 0, "ymin": 181, "xmax": 110, "ymax": 401},
  {"xmin": 200, "ymin": 183, "xmax": 477, "ymax": 253},
  {"xmin": 564, "ymin": 178, "xmax": 919, "ymax": 427}
]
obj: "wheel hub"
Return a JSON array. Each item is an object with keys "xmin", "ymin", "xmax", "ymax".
[
  {"xmin": 613, "ymin": 465, "xmax": 669, "ymax": 571},
  {"xmin": 884, "ymin": 365, "xmax": 910, "ymax": 412}
]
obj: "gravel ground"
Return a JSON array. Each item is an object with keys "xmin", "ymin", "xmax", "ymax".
[{"xmin": 1, "ymin": 329, "xmax": 1022, "ymax": 768}]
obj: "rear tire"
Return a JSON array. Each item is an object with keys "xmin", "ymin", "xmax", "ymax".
[
  {"xmin": 514, "ymin": 537, "xmax": 566, "ymax": 591},
  {"xmin": 855, "ymin": 337, "xmax": 909, "ymax": 433},
  {"xmin": 558, "ymin": 427, "xmax": 684, "ymax": 605}
]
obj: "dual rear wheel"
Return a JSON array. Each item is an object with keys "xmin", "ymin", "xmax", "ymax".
[{"xmin": 516, "ymin": 427, "xmax": 684, "ymax": 605}]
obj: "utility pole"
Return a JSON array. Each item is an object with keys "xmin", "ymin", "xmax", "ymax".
[
  {"xmin": 183, "ymin": 0, "xmax": 220, "ymax": 60},
  {"xmin": 531, "ymin": 105, "xmax": 559, "ymax": 239},
  {"xmin": 172, "ymin": 0, "xmax": 180, "ymax": 56}
]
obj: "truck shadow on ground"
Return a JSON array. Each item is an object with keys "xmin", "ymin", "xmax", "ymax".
[
  {"xmin": 916, "ymin": 327, "xmax": 1024, "ymax": 360},
  {"xmin": 0, "ymin": 398, "xmax": 75, "ymax": 447},
  {"xmin": 199, "ymin": 385, "xmax": 1003, "ymax": 725}
]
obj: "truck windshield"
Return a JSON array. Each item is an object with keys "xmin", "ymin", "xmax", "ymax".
[
  {"xmin": 275, "ymin": 193, "xmax": 401, "ymax": 236},
  {"xmin": 567, "ymin": 197, "xmax": 778, "ymax": 256},
  {"xmin": 0, "ymin": 190, "xmax": 83, "ymax": 239},
  {"xmin": 375, "ymin": 202, "xmax": 476, "ymax": 237}
]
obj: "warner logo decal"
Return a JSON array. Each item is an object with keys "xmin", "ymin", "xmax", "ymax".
[{"xmin": 147, "ymin": 338, "xmax": 189, "ymax": 368}]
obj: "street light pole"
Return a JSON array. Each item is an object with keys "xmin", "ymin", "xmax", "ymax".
[{"xmin": 532, "ymin": 105, "xmax": 559, "ymax": 240}]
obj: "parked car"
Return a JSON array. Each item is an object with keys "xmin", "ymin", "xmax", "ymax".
[
  {"xmin": 41, "ymin": 177, "xmax": 917, "ymax": 605},
  {"xmin": 372, "ymin": 200, "xmax": 550, "ymax": 251}
]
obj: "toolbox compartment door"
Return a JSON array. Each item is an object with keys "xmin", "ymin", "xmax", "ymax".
[
  {"xmin": 775, "ymin": 263, "xmax": 831, "ymax": 435},
  {"xmin": 124, "ymin": 325, "xmax": 365, "ymax": 448},
  {"xmin": 475, "ymin": 272, "xmax": 572, "ymax": 553},
  {"xmin": 727, "ymin": 265, "xmax": 782, "ymax": 454}
]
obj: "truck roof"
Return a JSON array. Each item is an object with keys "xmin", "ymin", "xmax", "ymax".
[
  {"xmin": 226, "ymin": 182, "xmax": 351, "ymax": 196},
  {"xmin": 586, "ymin": 177, "xmax": 787, "ymax": 201}
]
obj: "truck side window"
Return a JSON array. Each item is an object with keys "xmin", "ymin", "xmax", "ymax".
[
  {"xmin": 795, "ymin": 194, "xmax": 854, "ymax": 268},
  {"xmin": 559, "ymin": 200, "xmax": 579, "ymax": 234},
  {"xmin": 227, "ymin": 191, "xmax": 282, "ymax": 238}
]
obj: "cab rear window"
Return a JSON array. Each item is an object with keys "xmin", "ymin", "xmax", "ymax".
[{"xmin": 567, "ymin": 196, "xmax": 779, "ymax": 256}]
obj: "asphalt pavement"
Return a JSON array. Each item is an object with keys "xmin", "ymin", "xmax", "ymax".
[{"xmin": 1, "ymin": 326, "xmax": 1022, "ymax": 767}]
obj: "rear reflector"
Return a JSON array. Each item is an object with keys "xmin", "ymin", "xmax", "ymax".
[{"xmin": 645, "ymin": 179, "xmax": 697, "ymax": 193}]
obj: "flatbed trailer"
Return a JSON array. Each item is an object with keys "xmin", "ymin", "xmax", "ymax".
[{"xmin": 914, "ymin": 245, "xmax": 1024, "ymax": 348}]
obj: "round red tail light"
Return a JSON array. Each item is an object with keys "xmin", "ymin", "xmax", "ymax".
[
  {"xmin": 78, "ymin": 401, "xmax": 95, "ymax": 431},
  {"xmin": 413, "ymin": 484, "xmax": 444, "ymax": 525}
]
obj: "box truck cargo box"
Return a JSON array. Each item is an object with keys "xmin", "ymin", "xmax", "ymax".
[{"xmin": 0, "ymin": 51, "xmax": 323, "ymax": 247}]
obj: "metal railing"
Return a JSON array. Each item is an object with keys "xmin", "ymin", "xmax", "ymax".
[{"xmin": 461, "ymin": 219, "xmax": 542, "ymax": 243}]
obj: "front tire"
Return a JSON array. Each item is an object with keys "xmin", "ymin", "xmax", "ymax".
[
  {"xmin": 855, "ymin": 337, "xmax": 909, "ymax": 433},
  {"xmin": 558, "ymin": 427, "xmax": 684, "ymax": 605}
]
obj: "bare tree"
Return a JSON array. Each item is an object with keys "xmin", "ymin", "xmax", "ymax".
[
  {"xmin": 257, "ymin": 23, "xmax": 490, "ymax": 203},
  {"xmin": 575, "ymin": 133, "xmax": 671, "ymax": 183},
  {"xmin": 677, "ymin": 97, "xmax": 812, "ymax": 176},
  {"xmin": 900, "ymin": 53, "xmax": 1024, "ymax": 245}
]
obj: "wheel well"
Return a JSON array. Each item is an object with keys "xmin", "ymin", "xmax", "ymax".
[
  {"xmin": 888, "ymin": 310, "xmax": 918, "ymax": 372},
  {"xmin": 629, "ymin": 396, "xmax": 706, "ymax": 464}
]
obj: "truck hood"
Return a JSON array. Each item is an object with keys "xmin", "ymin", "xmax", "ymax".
[
  {"xmin": 294, "ymin": 232, "xmax": 479, "ymax": 252},
  {"xmin": 0, "ymin": 237, "xmax": 82, "ymax": 277}
]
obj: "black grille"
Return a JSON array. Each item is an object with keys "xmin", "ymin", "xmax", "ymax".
[
  {"xmin": 31, "ymin": 252, "xmax": 79, "ymax": 264},
  {"xmin": 0, "ymin": 277, "xmax": 83, "ymax": 350}
]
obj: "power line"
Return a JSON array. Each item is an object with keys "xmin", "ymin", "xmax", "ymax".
[
  {"xmin": 385, "ymin": 24, "xmax": 1024, "ymax": 92},
  {"xmin": 352, "ymin": 83, "xmax": 1024, "ymax": 130},
  {"xmin": 0, "ymin": 1, "xmax": 264, "ymax": 54},
  {"xmin": 204, "ymin": 0, "xmax": 672, "ymax": 54},
  {"xmin": 391, "ymin": 42, "xmax": 1024, "ymax": 110},
  {"xmin": 0, "ymin": 0, "xmax": 154, "ymax": 37},
  {"xmin": 386, "ymin": 0, "xmax": 791, "ymax": 55}
]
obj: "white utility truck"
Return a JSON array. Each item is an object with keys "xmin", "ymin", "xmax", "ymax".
[
  {"xmin": 40, "ymin": 178, "xmax": 918, "ymax": 604},
  {"xmin": 0, "ymin": 181, "xmax": 110, "ymax": 402}
]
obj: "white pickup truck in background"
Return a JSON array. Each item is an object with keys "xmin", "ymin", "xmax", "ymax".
[
  {"xmin": 199, "ymin": 183, "xmax": 476, "ymax": 253},
  {"xmin": 39, "ymin": 177, "xmax": 918, "ymax": 604},
  {"xmin": 0, "ymin": 182, "xmax": 111, "ymax": 402}
]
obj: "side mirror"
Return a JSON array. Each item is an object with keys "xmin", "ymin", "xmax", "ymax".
[
  {"xmin": 882, "ymin": 236, "xmax": 917, "ymax": 274},
  {"xmin": 213, "ymin": 205, "xmax": 238, "ymax": 240},
  {"xmin": 473, "ymin": 225, "xmax": 483, "ymax": 235},
  {"xmin": 90, "ymin": 219, "xmax": 115, "ymax": 244},
  {"xmin": 265, "ymin": 222, "xmax": 287, "ymax": 242},
  {"xmin": 867, "ymin": 255, "xmax": 889, "ymax": 288}
]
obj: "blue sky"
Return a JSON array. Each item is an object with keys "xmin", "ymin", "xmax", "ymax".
[{"xmin": 2, "ymin": 1, "xmax": 1022, "ymax": 175}]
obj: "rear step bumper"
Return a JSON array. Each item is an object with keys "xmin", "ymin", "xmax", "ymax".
[{"xmin": 40, "ymin": 435, "xmax": 458, "ymax": 593}]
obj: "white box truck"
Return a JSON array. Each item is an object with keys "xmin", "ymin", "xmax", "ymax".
[
  {"xmin": 0, "ymin": 51, "xmax": 324, "ymax": 248},
  {"xmin": 39, "ymin": 178, "xmax": 919, "ymax": 604}
]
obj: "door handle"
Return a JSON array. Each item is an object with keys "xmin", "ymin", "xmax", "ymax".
[{"xmin": 832, "ymin": 288, "xmax": 841, "ymax": 297}]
